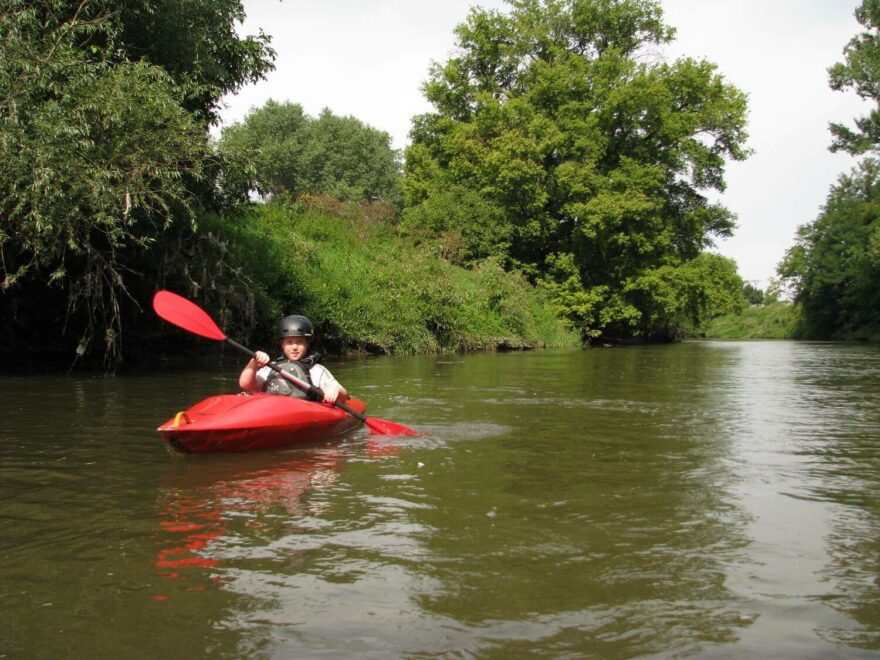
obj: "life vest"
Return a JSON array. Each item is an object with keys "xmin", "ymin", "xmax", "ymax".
[{"xmin": 264, "ymin": 358, "xmax": 317, "ymax": 399}]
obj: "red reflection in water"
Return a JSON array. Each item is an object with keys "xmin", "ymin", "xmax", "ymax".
[
  {"xmin": 152, "ymin": 448, "xmax": 346, "ymax": 600},
  {"xmin": 366, "ymin": 437, "xmax": 403, "ymax": 457},
  {"xmin": 156, "ymin": 514, "xmax": 223, "ymax": 570}
]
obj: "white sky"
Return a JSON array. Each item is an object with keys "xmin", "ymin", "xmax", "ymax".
[{"xmin": 220, "ymin": 0, "xmax": 868, "ymax": 289}]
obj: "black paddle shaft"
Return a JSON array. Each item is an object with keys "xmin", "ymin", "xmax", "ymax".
[{"xmin": 225, "ymin": 338, "xmax": 367, "ymax": 423}]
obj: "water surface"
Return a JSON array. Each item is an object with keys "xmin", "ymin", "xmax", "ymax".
[{"xmin": 1, "ymin": 342, "xmax": 878, "ymax": 657}]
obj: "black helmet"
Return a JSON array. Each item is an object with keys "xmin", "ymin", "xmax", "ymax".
[{"xmin": 277, "ymin": 314, "xmax": 313, "ymax": 339}]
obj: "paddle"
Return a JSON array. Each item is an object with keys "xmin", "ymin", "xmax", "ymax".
[{"xmin": 152, "ymin": 290, "xmax": 418, "ymax": 436}]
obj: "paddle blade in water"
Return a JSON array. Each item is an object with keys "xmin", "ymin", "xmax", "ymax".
[
  {"xmin": 364, "ymin": 416, "xmax": 420, "ymax": 436},
  {"xmin": 152, "ymin": 290, "xmax": 227, "ymax": 341}
]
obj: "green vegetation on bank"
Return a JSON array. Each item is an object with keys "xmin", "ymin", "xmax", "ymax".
[
  {"xmin": 198, "ymin": 198, "xmax": 579, "ymax": 354},
  {"xmin": 700, "ymin": 303, "xmax": 801, "ymax": 340},
  {"xmin": 2, "ymin": 0, "xmax": 752, "ymax": 371},
  {"xmin": 694, "ymin": 0, "xmax": 880, "ymax": 343},
  {"xmin": 11, "ymin": 0, "xmax": 880, "ymax": 371}
]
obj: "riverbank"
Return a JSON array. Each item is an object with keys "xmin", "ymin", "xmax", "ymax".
[
  {"xmin": 700, "ymin": 302, "xmax": 801, "ymax": 339},
  {"xmin": 196, "ymin": 199, "xmax": 580, "ymax": 355},
  {"xmin": 701, "ymin": 302, "xmax": 880, "ymax": 341}
]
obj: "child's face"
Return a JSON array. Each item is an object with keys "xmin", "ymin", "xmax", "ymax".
[{"xmin": 281, "ymin": 336, "xmax": 309, "ymax": 361}]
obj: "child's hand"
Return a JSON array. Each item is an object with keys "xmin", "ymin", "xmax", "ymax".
[{"xmin": 253, "ymin": 351, "xmax": 270, "ymax": 366}]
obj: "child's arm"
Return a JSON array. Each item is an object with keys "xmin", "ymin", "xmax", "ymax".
[
  {"xmin": 322, "ymin": 381, "xmax": 349, "ymax": 404},
  {"xmin": 239, "ymin": 350, "xmax": 270, "ymax": 391},
  {"xmin": 312, "ymin": 365, "xmax": 349, "ymax": 403}
]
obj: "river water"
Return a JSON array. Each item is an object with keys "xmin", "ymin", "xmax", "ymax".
[{"xmin": 1, "ymin": 341, "xmax": 878, "ymax": 658}]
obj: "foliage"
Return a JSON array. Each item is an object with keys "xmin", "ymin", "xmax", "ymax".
[
  {"xmin": 743, "ymin": 283, "xmax": 764, "ymax": 306},
  {"xmin": 828, "ymin": 0, "xmax": 880, "ymax": 155},
  {"xmin": 538, "ymin": 252, "xmax": 631, "ymax": 339},
  {"xmin": 701, "ymin": 302, "xmax": 801, "ymax": 340},
  {"xmin": 778, "ymin": 159, "xmax": 880, "ymax": 339},
  {"xmin": 518, "ymin": 251, "xmax": 744, "ymax": 341},
  {"xmin": 625, "ymin": 253, "xmax": 746, "ymax": 338},
  {"xmin": 400, "ymin": 185, "xmax": 511, "ymax": 264},
  {"xmin": 763, "ymin": 277, "xmax": 785, "ymax": 304},
  {"xmin": 403, "ymin": 0, "xmax": 750, "ymax": 341},
  {"xmin": 0, "ymin": 2, "xmax": 207, "ymax": 367},
  {"xmin": 0, "ymin": 0, "xmax": 275, "ymax": 369},
  {"xmin": 114, "ymin": 0, "xmax": 275, "ymax": 126},
  {"xmin": 198, "ymin": 201, "xmax": 578, "ymax": 355},
  {"xmin": 218, "ymin": 101, "xmax": 403, "ymax": 205}
]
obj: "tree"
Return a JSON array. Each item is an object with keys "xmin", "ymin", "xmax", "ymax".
[
  {"xmin": 828, "ymin": 0, "xmax": 880, "ymax": 155},
  {"xmin": 627, "ymin": 253, "xmax": 745, "ymax": 338},
  {"xmin": 403, "ymin": 0, "xmax": 749, "ymax": 341},
  {"xmin": 219, "ymin": 100, "xmax": 310, "ymax": 200},
  {"xmin": 778, "ymin": 159, "xmax": 880, "ymax": 337},
  {"xmin": 743, "ymin": 283, "xmax": 764, "ymax": 306},
  {"xmin": 218, "ymin": 101, "xmax": 403, "ymax": 205},
  {"xmin": 106, "ymin": 0, "xmax": 274, "ymax": 127},
  {"xmin": 0, "ymin": 0, "xmax": 275, "ymax": 368}
]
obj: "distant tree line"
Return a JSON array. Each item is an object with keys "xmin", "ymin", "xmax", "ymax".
[
  {"xmin": 218, "ymin": 101, "xmax": 402, "ymax": 206},
  {"xmin": 742, "ymin": 283, "xmax": 764, "ymax": 306},
  {"xmin": 778, "ymin": 0, "xmax": 880, "ymax": 339}
]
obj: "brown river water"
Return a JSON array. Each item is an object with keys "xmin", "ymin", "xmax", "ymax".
[{"xmin": 1, "ymin": 341, "xmax": 879, "ymax": 658}]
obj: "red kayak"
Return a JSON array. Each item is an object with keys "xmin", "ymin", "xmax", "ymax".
[{"xmin": 157, "ymin": 393, "xmax": 367, "ymax": 453}]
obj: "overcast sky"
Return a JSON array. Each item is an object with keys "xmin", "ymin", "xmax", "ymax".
[{"xmin": 220, "ymin": 0, "xmax": 868, "ymax": 289}]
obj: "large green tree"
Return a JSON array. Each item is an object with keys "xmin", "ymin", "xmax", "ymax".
[
  {"xmin": 0, "ymin": 0, "xmax": 274, "ymax": 368},
  {"xmin": 218, "ymin": 101, "xmax": 403, "ymax": 205},
  {"xmin": 404, "ymin": 0, "xmax": 749, "ymax": 340}
]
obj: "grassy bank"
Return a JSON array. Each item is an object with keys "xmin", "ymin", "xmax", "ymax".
[
  {"xmin": 700, "ymin": 302, "xmax": 801, "ymax": 339},
  {"xmin": 199, "ymin": 200, "xmax": 579, "ymax": 354}
]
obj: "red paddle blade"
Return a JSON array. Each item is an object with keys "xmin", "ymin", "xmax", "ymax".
[
  {"xmin": 152, "ymin": 290, "xmax": 227, "ymax": 341},
  {"xmin": 364, "ymin": 416, "xmax": 420, "ymax": 436}
]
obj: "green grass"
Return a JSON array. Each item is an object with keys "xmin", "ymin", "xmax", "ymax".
[
  {"xmin": 199, "ymin": 201, "xmax": 580, "ymax": 354},
  {"xmin": 700, "ymin": 302, "xmax": 801, "ymax": 339}
]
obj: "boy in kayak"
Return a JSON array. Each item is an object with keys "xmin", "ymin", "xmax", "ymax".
[{"xmin": 238, "ymin": 315, "xmax": 349, "ymax": 404}]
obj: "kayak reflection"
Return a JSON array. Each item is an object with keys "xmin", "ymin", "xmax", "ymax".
[{"xmin": 153, "ymin": 447, "xmax": 346, "ymax": 600}]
